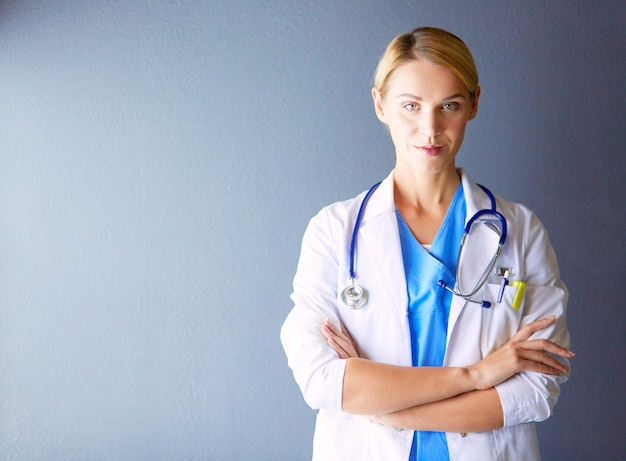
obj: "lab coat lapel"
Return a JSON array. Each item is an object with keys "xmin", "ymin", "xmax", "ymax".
[
  {"xmin": 353, "ymin": 170, "xmax": 499, "ymax": 353},
  {"xmin": 447, "ymin": 170, "xmax": 497, "ymax": 338},
  {"xmin": 358, "ymin": 173, "xmax": 410, "ymax": 334}
]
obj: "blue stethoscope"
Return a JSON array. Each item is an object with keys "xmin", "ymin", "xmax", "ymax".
[{"xmin": 341, "ymin": 181, "xmax": 507, "ymax": 309}]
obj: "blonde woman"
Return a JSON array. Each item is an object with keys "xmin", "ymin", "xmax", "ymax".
[{"xmin": 281, "ymin": 27, "xmax": 572, "ymax": 461}]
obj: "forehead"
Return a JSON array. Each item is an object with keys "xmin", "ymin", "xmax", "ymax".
[{"xmin": 386, "ymin": 60, "xmax": 468, "ymax": 99}]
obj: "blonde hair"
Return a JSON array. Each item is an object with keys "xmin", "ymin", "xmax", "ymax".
[{"xmin": 373, "ymin": 27, "xmax": 479, "ymax": 100}]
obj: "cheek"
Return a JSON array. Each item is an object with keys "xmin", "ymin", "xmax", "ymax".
[
  {"xmin": 388, "ymin": 126, "xmax": 414, "ymax": 149},
  {"xmin": 387, "ymin": 115, "xmax": 417, "ymax": 139},
  {"xmin": 445, "ymin": 118, "xmax": 469, "ymax": 139}
]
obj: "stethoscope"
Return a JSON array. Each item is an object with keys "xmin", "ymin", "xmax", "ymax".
[
  {"xmin": 340, "ymin": 181, "xmax": 381, "ymax": 308},
  {"xmin": 341, "ymin": 182, "xmax": 507, "ymax": 309}
]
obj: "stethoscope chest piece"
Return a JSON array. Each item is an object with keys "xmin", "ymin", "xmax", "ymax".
[{"xmin": 341, "ymin": 282, "xmax": 368, "ymax": 309}]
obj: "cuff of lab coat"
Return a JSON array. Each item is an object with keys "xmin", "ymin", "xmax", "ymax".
[
  {"xmin": 298, "ymin": 357, "xmax": 348, "ymax": 412},
  {"xmin": 495, "ymin": 374, "xmax": 550, "ymax": 427}
]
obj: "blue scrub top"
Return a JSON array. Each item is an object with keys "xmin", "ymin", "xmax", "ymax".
[{"xmin": 396, "ymin": 185, "xmax": 466, "ymax": 461}]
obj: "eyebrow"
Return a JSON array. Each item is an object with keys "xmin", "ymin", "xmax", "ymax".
[{"xmin": 396, "ymin": 93, "xmax": 467, "ymax": 101}]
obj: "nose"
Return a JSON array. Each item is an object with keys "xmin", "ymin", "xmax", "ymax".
[{"xmin": 419, "ymin": 109, "xmax": 441, "ymax": 137}]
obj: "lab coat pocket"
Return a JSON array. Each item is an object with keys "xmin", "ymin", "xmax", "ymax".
[{"xmin": 479, "ymin": 283, "xmax": 525, "ymax": 356}]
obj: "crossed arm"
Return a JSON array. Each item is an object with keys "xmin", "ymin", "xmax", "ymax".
[{"xmin": 321, "ymin": 316, "xmax": 574, "ymax": 433}]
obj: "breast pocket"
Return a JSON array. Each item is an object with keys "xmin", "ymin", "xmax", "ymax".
[{"xmin": 478, "ymin": 282, "xmax": 526, "ymax": 356}]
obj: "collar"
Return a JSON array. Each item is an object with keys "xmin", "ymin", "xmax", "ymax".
[{"xmin": 360, "ymin": 168, "xmax": 495, "ymax": 224}]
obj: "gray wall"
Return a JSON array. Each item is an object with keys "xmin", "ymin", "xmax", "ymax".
[{"xmin": 1, "ymin": 0, "xmax": 624, "ymax": 459}]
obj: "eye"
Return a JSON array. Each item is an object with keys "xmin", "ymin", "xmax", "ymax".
[
  {"xmin": 442, "ymin": 102, "xmax": 460, "ymax": 111},
  {"xmin": 403, "ymin": 102, "xmax": 419, "ymax": 112}
]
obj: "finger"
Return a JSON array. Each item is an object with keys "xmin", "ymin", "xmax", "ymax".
[
  {"xmin": 323, "ymin": 318, "xmax": 343, "ymax": 337},
  {"xmin": 531, "ymin": 355, "xmax": 569, "ymax": 374},
  {"xmin": 328, "ymin": 335, "xmax": 359, "ymax": 359},
  {"xmin": 339, "ymin": 320, "xmax": 352, "ymax": 339},
  {"xmin": 320, "ymin": 323, "xmax": 332, "ymax": 340},
  {"xmin": 510, "ymin": 316, "xmax": 556, "ymax": 342},
  {"xmin": 329, "ymin": 332, "xmax": 352, "ymax": 351},
  {"xmin": 322, "ymin": 322, "xmax": 349, "ymax": 345},
  {"xmin": 516, "ymin": 349, "xmax": 571, "ymax": 374},
  {"xmin": 327, "ymin": 320, "xmax": 354, "ymax": 344},
  {"xmin": 518, "ymin": 355, "xmax": 570, "ymax": 375},
  {"xmin": 519, "ymin": 360, "xmax": 567, "ymax": 376},
  {"xmin": 327, "ymin": 337, "xmax": 350, "ymax": 359},
  {"xmin": 332, "ymin": 332, "xmax": 358, "ymax": 355},
  {"xmin": 321, "ymin": 323, "xmax": 356, "ymax": 355},
  {"xmin": 320, "ymin": 319, "xmax": 338, "ymax": 339},
  {"xmin": 517, "ymin": 338, "xmax": 575, "ymax": 358}
]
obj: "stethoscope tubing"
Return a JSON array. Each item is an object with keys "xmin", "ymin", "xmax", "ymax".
[
  {"xmin": 343, "ymin": 180, "xmax": 506, "ymax": 309},
  {"xmin": 470, "ymin": 184, "xmax": 507, "ymax": 245},
  {"xmin": 347, "ymin": 181, "xmax": 381, "ymax": 281}
]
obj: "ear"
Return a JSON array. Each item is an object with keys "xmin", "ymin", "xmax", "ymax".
[
  {"xmin": 371, "ymin": 87, "xmax": 388, "ymax": 124},
  {"xmin": 468, "ymin": 85, "xmax": 480, "ymax": 120}
]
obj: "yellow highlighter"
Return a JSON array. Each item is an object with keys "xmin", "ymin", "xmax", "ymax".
[{"xmin": 511, "ymin": 281, "xmax": 527, "ymax": 310}]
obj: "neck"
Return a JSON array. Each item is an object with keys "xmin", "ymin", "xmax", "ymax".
[{"xmin": 393, "ymin": 167, "xmax": 461, "ymax": 210}]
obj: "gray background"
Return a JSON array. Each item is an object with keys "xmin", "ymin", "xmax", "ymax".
[{"xmin": 1, "ymin": 0, "xmax": 624, "ymax": 459}]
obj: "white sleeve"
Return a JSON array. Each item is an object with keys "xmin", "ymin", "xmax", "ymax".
[
  {"xmin": 495, "ymin": 212, "xmax": 571, "ymax": 426},
  {"xmin": 280, "ymin": 208, "xmax": 347, "ymax": 412}
]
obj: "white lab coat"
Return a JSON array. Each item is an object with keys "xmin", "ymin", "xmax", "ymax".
[{"xmin": 280, "ymin": 169, "xmax": 570, "ymax": 461}]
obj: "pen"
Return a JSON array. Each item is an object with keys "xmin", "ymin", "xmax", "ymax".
[{"xmin": 497, "ymin": 270, "xmax": 509, "ymax": 303}]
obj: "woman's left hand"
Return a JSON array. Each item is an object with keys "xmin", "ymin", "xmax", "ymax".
[{"xmin": 321, "ymin": 318, "xmax": 360, "ymax": 359}]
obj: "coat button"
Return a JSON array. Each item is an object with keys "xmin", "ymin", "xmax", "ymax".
[{"xmin": 460, "ymin": 433, "xmax": 467, "ymax": 437}]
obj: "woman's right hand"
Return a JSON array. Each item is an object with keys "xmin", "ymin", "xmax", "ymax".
[
  {"xmin": 468, "ymin": 316, "xmax": 574, "ymax": 390},
  {"xmin": 320, "ymin": 318, "xmax": 360, "ymax": 359}
]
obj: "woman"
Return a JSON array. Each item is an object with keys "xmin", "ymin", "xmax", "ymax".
[{"xmin": 280, "ymin": 27, "xmax": 572, "ymax": 461}]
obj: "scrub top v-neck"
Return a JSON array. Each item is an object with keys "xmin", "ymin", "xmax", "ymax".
[{"xmin": 395, "ymin": 184, "xmax": 466, "ymax": 461}]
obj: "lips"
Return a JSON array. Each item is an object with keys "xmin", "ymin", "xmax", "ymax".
[{"xmin": 417, "ymin": 145, "xmax": 444, "ymax": 156}]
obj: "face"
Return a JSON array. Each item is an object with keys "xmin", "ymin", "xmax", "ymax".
[{"xmin": 372, "ymin": 60, "xmax": 480, "ymax": 177}]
